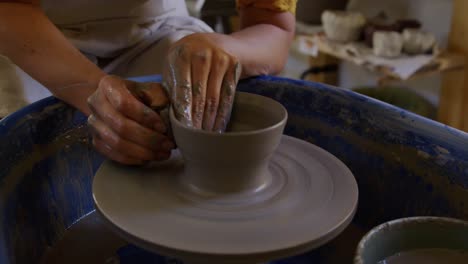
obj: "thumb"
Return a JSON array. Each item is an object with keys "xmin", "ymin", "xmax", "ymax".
[{"xmin": 126, "ymin": 81, "xmax": 170, "ymax": 112}]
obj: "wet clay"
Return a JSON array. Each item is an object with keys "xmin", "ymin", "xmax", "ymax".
[
  {"xmin": 169, "ymin": 92, "xmax": 288, "ymax": 194},
  {"xmin": 93, "ymin": 136, "xmax": 358, "ymax": 263},
  {"xmin": 225, "ymin": 101, "xmax": 283, "ymax": 132},
  {"xmin": 40, "ymin": 212, "xmax": 127, "ymax": 264},
  {"xmin": 378, "ymin": 248, "xmax": 468, "ymax": 264},
  {"xmin": 93, "ymin": 92, "xmax": 358, "ymax": 263}
]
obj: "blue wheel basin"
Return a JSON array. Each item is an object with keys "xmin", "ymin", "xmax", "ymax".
[{"xmin": 1, "ymin": 75, "xmax": 467, "ymax": 263}]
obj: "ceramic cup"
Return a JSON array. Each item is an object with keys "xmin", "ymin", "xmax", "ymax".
[
  {"xmin": 354, "ymin": 216, "xmax": 468, "ymax": 264},
  {"xmin": 169, "ymin": 92, "xmax": 288, "ymax": 195}
]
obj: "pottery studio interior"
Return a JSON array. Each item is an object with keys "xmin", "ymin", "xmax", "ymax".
[{"xmin": 1, "ymin": 0, "xmax": 468, "ymax": 264}]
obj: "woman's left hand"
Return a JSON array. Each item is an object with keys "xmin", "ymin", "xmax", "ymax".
[{"xmin": 163, "ymin": 33, "xmax": 242, "ymax": 132}]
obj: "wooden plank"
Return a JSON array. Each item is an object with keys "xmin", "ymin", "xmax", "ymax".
[
  {"xmin": 440, "ymin": 70, "xmax": 465, "ymax": 128},
  {"xmin": 439, "ymin": 0, "xmax": 468, "ymax": 132},
  {"xmin": 465, "ymin": 85, "xmax": 468, "ymax": 132}
]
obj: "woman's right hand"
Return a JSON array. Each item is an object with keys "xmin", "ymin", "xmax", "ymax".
[{"xmin": 87, "ymin": 75, "xmax": 175, "ymax": 165}]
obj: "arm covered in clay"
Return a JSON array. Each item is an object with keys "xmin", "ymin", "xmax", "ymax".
[
  {"xmin": 0, "ymin": 1, "xmax": 173, "ymax": 165},
  {"xmin": 163, "ymin": 2, "xmax": 296, "ymax": 132}
]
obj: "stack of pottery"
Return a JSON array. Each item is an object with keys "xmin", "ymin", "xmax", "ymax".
[
  {"xmin": 321, "ymin": 10, "xmax": 437, "ymax": 58},
  {"xmin": 365, "ymin": 14, "xmax": 436, "ymax": 58}
]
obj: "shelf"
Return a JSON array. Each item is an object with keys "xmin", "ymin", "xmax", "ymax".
[{"xmin": 299, "ymin": 33, "xmax": 466, "ymax": 85}]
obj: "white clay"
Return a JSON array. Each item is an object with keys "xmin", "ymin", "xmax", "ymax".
[
  {"xmin": 402, "ymin": 29, "xmax": 436, "ymax": 55},
  {"xmin": 321, "ymin": 10, "xmax": 366, "ymax": 43},
  {"xmin": 373, "ymin": 31, "xmax": 403, "ymax": 58}
]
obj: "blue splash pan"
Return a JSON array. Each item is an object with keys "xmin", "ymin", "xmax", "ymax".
[{"xmin": 1, "ymin": 75, "xmax": 467, "ymax": 264}]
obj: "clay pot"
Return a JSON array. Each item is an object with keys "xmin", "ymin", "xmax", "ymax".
[
  {"xmin": 321, "ymin": 10, "xmax": 366, "ymax": 43},
  {"xmin": 169, "ymin": 92, "xmax": 288, "ymax": 195},
  {"xmin": 373, "ymin": 31, "xmax": 403, "ymax": 58},
  {"xmin": 354, "ymin": 217, "xmax": 468, "ymax": 264},
  {"xmin": 364, "ymin": 18, "xmax": 421, "ymax": 47},
  {"xmin": 403, "ymin": 29, "xmax": 436, "ymax": 55},
  {"xmin": 363, "ymin": 23, "xmax": 399, "ymax": 47}
]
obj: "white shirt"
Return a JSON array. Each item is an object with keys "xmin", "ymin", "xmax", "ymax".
[
  {"xmin": 41, "ymin": 0, "xmax": 191, "ymax": 58},
  {"xmin": 0, "ymin": 0, "xmax": 212, "ymax": 116}
]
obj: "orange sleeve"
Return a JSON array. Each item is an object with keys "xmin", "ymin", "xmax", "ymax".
[{"xmin": 236, "ymin": 0, "xmax": 297, "ymax": 14}]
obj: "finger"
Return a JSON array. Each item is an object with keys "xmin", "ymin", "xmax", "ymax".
[
  {"xmin": 190, "ymin": 50, "xmax": 211, "ymax": 129},
  {"xmin": 92, "ymin": 136, "xmax": 144, "ymax": 165},
  {"xmin": 88, "ymin": 93, "xmax": 172, "ymax": 153},
  {"xmin": 162, "ymin": 61, "xmax": 175, "ymax": 98},
  {"xmin": 88, "ymin": 114, "xmax": 157, "ymax": 161},
  {"xmin": 98, "ymin": 75, "xmax": 166, "ymax": 133},
  {"xmin": 127, "ymin": 82, "xmax": 170, "ymax": 112},
  {"xmin": 169, "ymin": 45, "xmax": 193, "ymax": 127},
  {"xmin": 213, "ymin": 61, "xmax": 241, "ymax": 132},
  {"xmin": 203, "ymin": 53, "xmax": 230, "ymax": 131},
  {"xmin": 158, "ymin": 108, "xmax": 175, "ymax": 143}
]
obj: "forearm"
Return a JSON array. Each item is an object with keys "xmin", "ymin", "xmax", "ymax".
[
  {"xmin": 0, "ymin": 3, "xmax": 105, "ymax": 115},
  {"xmin": 211, "ymin": 7, "xmax": 295, "ymax": 77},
  {"xmin": 230, "ymin": 24, "xmax": 293, "ymax": 76}
]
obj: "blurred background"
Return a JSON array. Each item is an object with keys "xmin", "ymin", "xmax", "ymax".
[{"xmin": 187, "ymin": 0, "xmax": 467, "ymax": 132}]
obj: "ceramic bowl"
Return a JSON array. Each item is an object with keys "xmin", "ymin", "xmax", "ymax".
[
  {"xmin": 321, "ymin": 10, "xmax": 366, "ymax": 43},
  {"xmin": 354, "ymin": 216, "xmax": 468, "ymax": 264},
  {"xmin": 169, "ymin": 92, "xmax": 288, "ymax": 195}
]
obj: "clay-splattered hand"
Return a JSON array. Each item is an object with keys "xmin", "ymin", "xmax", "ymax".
[
  {"xmin": 87, "ymin": 75, "xmax": 175, "ymax": 165},
  {"xmin": 163, "ymin": 33, "xmax": 242, "ymax": 132}
]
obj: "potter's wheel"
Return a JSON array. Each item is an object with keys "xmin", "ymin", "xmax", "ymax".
[{"xmin": 93, "ymin": 135, "xmax": 358, "ymax": 263}]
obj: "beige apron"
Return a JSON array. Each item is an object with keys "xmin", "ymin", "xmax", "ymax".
[{"xmin": 0, "ymin": 0, "xmax": 212, "ymax": 117}]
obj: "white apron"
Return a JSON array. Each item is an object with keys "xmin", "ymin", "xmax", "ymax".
[{"xmin": 0, "ymin": 0, "xmax": 212, "ymax": 117}]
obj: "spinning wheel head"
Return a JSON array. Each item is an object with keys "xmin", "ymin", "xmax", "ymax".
[{"xmin": 93, "ymin": 93, "xmax": 358, "ymax": 263}]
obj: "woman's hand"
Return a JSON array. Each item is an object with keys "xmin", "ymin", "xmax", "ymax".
[
  {"xmin": 87, "ymin": 75, "xmax": 175, "ymax": 165},
  {"xmin": 163, "ymin": 33, "xmax": 242, "ymax": 132}
]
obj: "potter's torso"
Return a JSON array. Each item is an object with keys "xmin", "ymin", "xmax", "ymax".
[
  {"xmin": 9, "ymin": 0, "xmax": 198, "ymax": 109},
  {"xmin": 40, "ymin": 0, "xmax": 189, "ymax": 25},
  {"xmin": 39, "ymin": 0, "xmax": 190, "ymax": 57}
]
